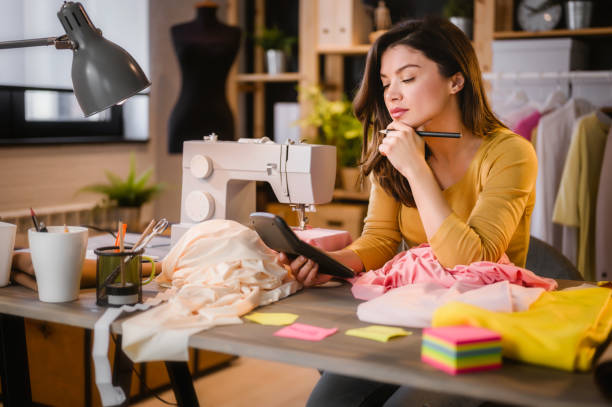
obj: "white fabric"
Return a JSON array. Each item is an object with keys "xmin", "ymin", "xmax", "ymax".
[
  {"xmin": 531, "ymin": 98, "xmax": 594, "ymax": 264},
  {"xmin": 120, "ymin": 220, "xmax": 300, "ymax": 363},
  {"xmin": 356, "ymin": 281, "xmax": 544, "ymax": 328},
  {"xmin": 93, "ymin": 300, "xmax": 164, "ymax": 406}
]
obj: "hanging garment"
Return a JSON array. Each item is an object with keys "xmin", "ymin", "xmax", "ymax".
[
  {"xmin": 514, "ymin": 110, "xmax": 541, "ymax": 141},
  {"xmin": 596, "ymin": 126, "xmax": 612, "ymax": 281},
  {"xmin": 120, "ymin": 219, "xmax": 300, "ymax": 362},
  {"xmin": 356, "ymin": 280, "xmax": 545, "ymax": 328},
  {"xmin": 351, "ymin": 244, "xmax": 556, "ymax": 301},
  {"xmin": 531, "ymin": 98, "xmax": 594, "ymax": 262},
  {"xmin": 432, "ymin": 286, "xmax": 612, "ymax": 372},
  {"xmin": 553, "ymin": 111, "xmax": 611, "ymax": 280}
]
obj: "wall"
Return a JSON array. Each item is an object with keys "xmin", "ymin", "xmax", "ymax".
[
  {"xmin": 0, "ymin": 0, "xmax": 154, "ymax": 217},
  {"xmin": 149, "ymin": 0, "xmax": 231, "ymax": 222},
  {"xmin": 0, "ymin": 144, "xmax": 154, "ymax": 214}
]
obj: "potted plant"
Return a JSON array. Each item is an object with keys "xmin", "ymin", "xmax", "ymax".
[
  {"xmin": 253, "ymin": 26, "xmax": 296, "ymax": 74},
  {"xmin": 297, "ymin": 86, "xmax": 367, "ymax": 192},
  {"xmin": 79, "ymin": 154, "xmax": 164, "ymax": 232},
  {"xmin": 443, "ymin": 0, "xmax": 474, "ymax": 39}
]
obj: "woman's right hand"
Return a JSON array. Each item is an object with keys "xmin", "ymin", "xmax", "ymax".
[{"xmin": 277, "ymin": 253, "xmax": 333, "ymax": 287}]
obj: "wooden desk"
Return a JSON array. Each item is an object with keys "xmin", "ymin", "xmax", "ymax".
[{"xmin": 0, "ymin": 282, "xmax": 610, "ymax": 406}]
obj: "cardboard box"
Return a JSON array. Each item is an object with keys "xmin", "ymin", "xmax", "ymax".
[
  {"xmin": 492, "ymin": 38, "xmax": 588, "ymax": 73},
  {"xmin": 318, "ymin": 0, "xmax": 371, "ymax": 46}
]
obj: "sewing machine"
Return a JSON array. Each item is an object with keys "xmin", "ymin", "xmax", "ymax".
[{"xmin": 170, "ymin": 135, "xmax": 337, "ymax": 245}]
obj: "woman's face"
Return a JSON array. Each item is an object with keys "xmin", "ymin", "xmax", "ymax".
[{"xmin": 380, "ymin": 45, "xmax": 455, "ymax": 129}]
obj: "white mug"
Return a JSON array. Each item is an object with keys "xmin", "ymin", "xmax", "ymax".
[
  {"xmin": 28, "ymin": 226, "xmax": 88, "ymax": 302},
  {"xmin": 0, "ymin": 222, "xmax": 17, "ymax": 287}
]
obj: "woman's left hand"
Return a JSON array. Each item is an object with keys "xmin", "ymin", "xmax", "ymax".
[{"xmin": 378, "ymin": 120, "xmax": 427, "ymax": 179}]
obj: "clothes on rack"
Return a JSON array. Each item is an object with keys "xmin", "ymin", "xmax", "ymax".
[
  {"xmin": 530, "ymin": 98, "xmax": 595, "ymax": 265},
  {"xmin": 553, "ymin": 112, "xmax": 611, "ymax": 280},
  {"xmin": 514, "ymin": 110, "xmax": 541, "ymax": 141},
  {"xmin": 596, "ymin": 126, "xmax": 612, "ymax": 281}
]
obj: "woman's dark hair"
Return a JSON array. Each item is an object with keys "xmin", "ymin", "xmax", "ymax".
[{"xmin": 353, "ymin": 17, "xmax": 506, "ymax": 207}]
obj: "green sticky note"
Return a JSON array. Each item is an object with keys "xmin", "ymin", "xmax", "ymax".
[
  {"xmin": 243, "ymin": 312, "xmax": 299, "ymax": 326},
  {"xmin": 345, "ymin": 325, "xmax": 412, "ymax": 343}
]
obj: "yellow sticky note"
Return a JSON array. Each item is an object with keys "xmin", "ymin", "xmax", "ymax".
[
  {"xmin": 243, "ymin": 312, "xmax": 299, "ymax": 326},
  {"xmin": 345, "ymin": 325, "xmax": 412, "ymax": 343}
]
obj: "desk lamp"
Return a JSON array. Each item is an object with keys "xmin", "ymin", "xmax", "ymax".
[{"xmin": 0, "ymin": 1, "xmax": 150, "ymax": 116}]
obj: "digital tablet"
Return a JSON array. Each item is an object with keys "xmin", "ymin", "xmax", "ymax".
[{"xmin": 249, "ymin": 212, "xmax": 355, "ymax": 279}]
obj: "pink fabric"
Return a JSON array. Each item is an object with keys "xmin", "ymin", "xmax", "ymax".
[
  {"xmin": 351, "ymin": 244, "xmax": 557, "ymax": 300},
  {"xmin": 293, "ymin": 227, "xmax": 352, "ymax": 251},
  {"xmin": 513, "ymin": 110, "xmax": 541, "ymax": 141}
]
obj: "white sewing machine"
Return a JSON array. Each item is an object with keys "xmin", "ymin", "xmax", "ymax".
[{"xmin": 170, "ymin": 135, "xmax": 337, "ymax": 245}]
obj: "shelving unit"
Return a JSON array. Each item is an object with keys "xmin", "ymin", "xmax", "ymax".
[
  {"xmin": 494, "ymin": 26, "xmax": 612, "ymax": 40},
  {"xmin": 317, "ymin": 44, "xmax": 371, "ymax": 55},
  {"xmin": 235, "ymin": 72, "xmax": 302, "ymax": 83},
  {"xmin": 473, "ymin": 0, "xmax": 612, "ymax": 72}
]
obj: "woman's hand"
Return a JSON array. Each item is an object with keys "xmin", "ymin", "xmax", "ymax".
[
  {"xmin": 277, "ymin": 253, "xmax": 333, "ymax": 287},
  {"xmin": 378, "ymin": 120, "xmax": 427, "ymax": 180}
]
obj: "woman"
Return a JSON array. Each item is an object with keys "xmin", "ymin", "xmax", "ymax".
[{"xmin": 279, "ymin": 17, "xmax": 537, "ymax": 406}]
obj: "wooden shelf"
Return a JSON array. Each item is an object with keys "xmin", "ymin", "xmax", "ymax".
[
  {"xmin": 333, "ymin": 189, "xmax": 370, "ymax": 202},
  {"xmin": 494, "ymin": 26, "xmax": 612, "ymax": 40},
  {"xmin": 317, "ymin": 44, "xmax": 372, "ymax": 55},
  {"xmin": 235, "ymin": 73, "xmax": 302, "ymax": 83}
]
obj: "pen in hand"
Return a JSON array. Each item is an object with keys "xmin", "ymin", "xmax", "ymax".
[{"xmin": 379, "ymin": 129, "xmax": 460, "ymax": 138}]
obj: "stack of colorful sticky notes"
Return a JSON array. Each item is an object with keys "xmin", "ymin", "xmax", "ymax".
[{"xmin": 421, "ymin": 325, "xmax": 502, "ymax": 375}]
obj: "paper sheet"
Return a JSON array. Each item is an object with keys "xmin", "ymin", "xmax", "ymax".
[
  {"xmin": 243, "ymin": 312, "xmax": 299, "ymax": 326},
  {"xmin": 274, "ymin": 323, "xmax": 338, "ymax": 341},
  {"xmin": 345, "ymin": 325, "xmax": 412, "ymax": 343}
]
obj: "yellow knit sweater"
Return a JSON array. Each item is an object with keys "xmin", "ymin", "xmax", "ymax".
[{"xmin": 348, "ymin": 129, "xmax": 537, "ymax": 271}]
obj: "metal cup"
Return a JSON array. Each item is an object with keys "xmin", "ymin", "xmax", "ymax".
[{"xmin": 565, "ymin": 1, "xmax": 593, "ymax": 30}]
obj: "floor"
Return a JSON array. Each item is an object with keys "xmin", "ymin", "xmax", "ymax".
[{"xmin": 133, "ymin": 357, "xmax": 320, "ymax": 407}]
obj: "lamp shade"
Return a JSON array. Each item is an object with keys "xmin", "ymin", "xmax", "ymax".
[{"xmin": 57, "ymin": 2, "xmax": 150, "ymax": 116}]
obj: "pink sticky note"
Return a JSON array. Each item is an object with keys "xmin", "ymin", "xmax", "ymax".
[{"xmin": 274, "ymin": 323, "xmax": 338, "ymax": 341}]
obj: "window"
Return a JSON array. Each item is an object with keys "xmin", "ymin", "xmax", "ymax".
[{"xmin": 0, "ymin": 0, "xmax": 149, "ymax": 144}]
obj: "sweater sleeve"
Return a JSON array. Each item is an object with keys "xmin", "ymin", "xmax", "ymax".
[
  {"xmin": 346, "ymin": 175, "xmax": 402, "ymax": 272},
  {"xmin": 430, "ymin": 136, "xmax": 538, "ymax": 268}
]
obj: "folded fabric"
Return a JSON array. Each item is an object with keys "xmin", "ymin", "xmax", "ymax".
[
  {"xmin": 121, "ymin": 220, "xmax": 300, "ymax": 362},
  {"xmin": 352, "ymin": 244, "xmax": 556, "ymax": 301},
  {"xmin": 357, "ymin": 280, "xmax": 544, "ymax": 328},
  {"xmin": 432, "ymin": 287, "xmax": 612, "ymax": 371}
]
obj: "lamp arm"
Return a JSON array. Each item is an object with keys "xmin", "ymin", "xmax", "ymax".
[{"xmin": 0, "ymin": 35, "xmax": 75, "ymax": 50}]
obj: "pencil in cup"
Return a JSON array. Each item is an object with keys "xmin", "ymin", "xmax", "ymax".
[{"xmin": 379, "ymin": 129, "xmax": 461, "ymax": 138}]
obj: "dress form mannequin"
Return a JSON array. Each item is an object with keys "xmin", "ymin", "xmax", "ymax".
[{"xmin": 168, "ymin": 2, "xmax": 242, "ymax": 153}]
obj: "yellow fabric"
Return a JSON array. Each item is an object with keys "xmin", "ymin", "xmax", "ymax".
[
  {"xmin": 552, "ymin": 113, "xmax": 610, "ymax": 281},
  {"xmin": 530, "ymin": 126, "xmax": 538, "ymax": 148},
  {"xmin": 348, "ymin": 129, "xmax": 537, "ymax": 270},
  {"xmin": 432, "ymin": 287, "xmax": 612, "ymax": 371}
]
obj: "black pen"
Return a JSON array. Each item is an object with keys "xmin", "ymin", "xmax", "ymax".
[
  {"xmin": 379, "ymin": 129, "xmax": 461, "ymax": 138},
  {"xmin": 30, "ymin": 208, "xmax": 40, "ymax": 232}
]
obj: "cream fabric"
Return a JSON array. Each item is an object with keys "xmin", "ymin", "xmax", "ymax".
[
  {"xmin": 357, "ymin": 281, "xmax": 544, "ymax": 328},
  {"xmin": 121, "ymin": 220, "xmax": 299, "ymax": 362}
]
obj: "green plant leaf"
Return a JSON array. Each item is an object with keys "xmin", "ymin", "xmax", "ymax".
[{"xmin": 77, "ymin": 154, "xmax": 165, "ymax": 207}]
